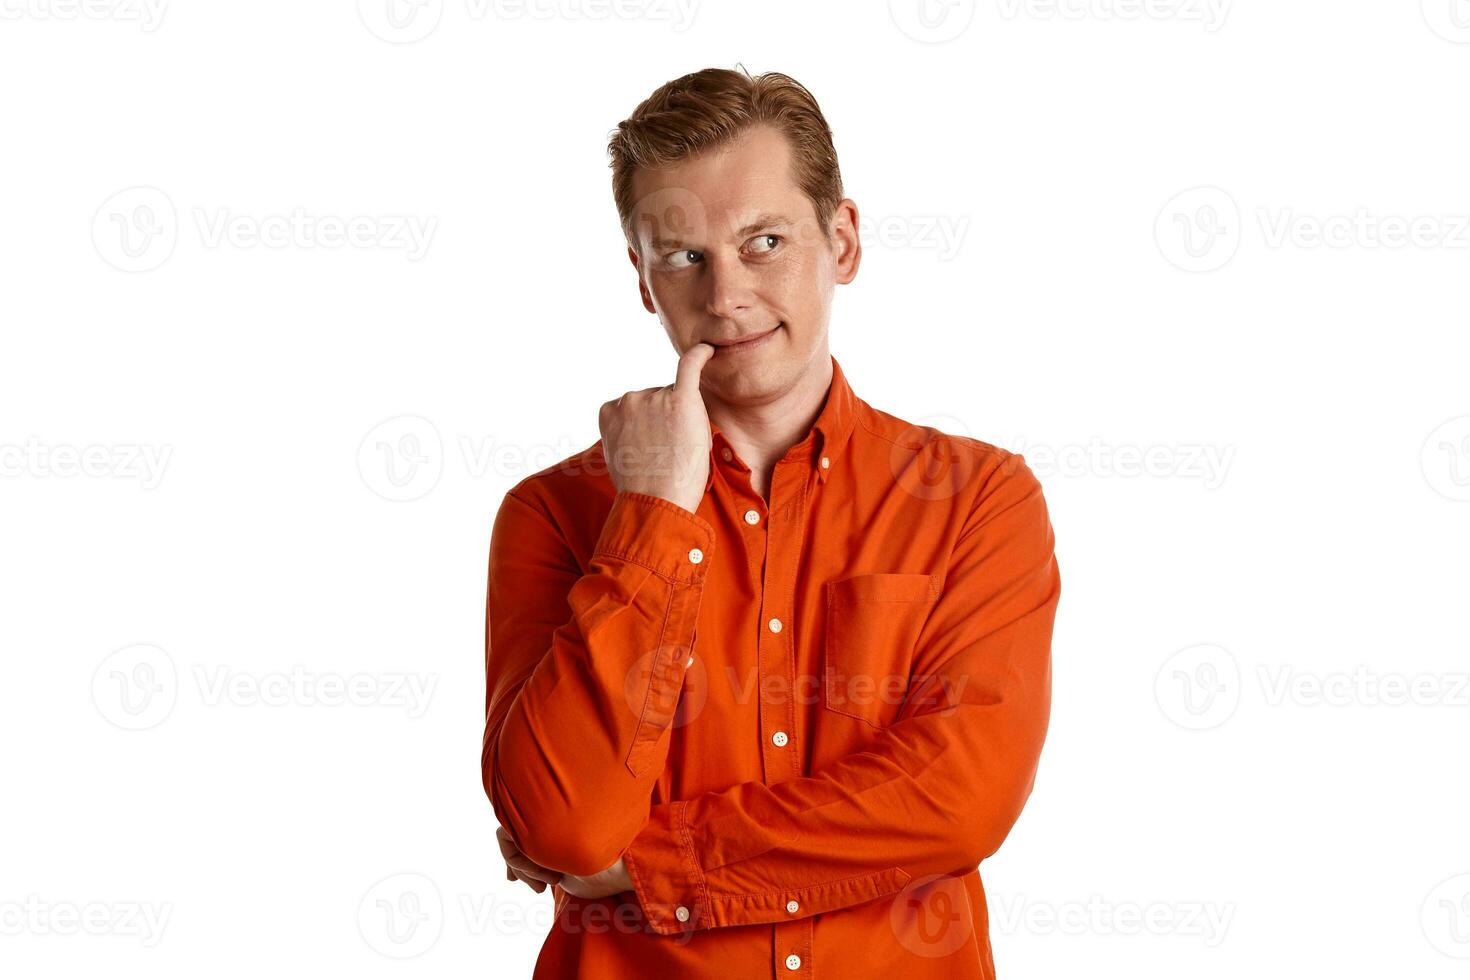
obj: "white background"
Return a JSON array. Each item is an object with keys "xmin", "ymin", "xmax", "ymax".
[{"xmin": 3, "ymin": 1, "xmax": 1469, "ymax": 977}]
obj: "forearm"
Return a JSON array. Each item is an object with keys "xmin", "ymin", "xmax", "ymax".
[{"xmin": 484, "ymin": 489, "xmax": 714, "ymax": 876}]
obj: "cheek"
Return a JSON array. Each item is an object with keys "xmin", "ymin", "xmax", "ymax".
[{"xmin": 768, "ymin": 253, "xmax": 823, "ymax": 312}]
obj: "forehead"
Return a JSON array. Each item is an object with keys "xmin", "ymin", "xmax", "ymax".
[{"xmin": 628, "ymin": 123, "xmax": 816, "ymax": 247}]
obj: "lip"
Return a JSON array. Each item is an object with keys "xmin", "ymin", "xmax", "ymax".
[{"xmin": 710, "ymin": 323, "xmax": 782, "ymax": 352}]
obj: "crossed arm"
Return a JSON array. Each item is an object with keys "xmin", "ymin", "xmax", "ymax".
[{"xmin": 482, "ymin": 456, "xmax": 1059, "ymax": 933}]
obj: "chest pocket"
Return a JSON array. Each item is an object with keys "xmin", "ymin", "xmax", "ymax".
[{"xmin": 824, "ymin": 572, "xmax": 941, "ymax": 728}]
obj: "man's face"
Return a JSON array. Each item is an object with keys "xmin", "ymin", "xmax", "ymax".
[{"xmin": 626, "ymin": 123, "xmax": 860, "ymax": 402}]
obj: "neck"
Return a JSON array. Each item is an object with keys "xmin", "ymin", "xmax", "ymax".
[{"xmin": 706, "ymin": 351, "xmax": 834, "ymax": 490}]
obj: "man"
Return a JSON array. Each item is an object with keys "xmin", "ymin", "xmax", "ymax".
[{"xmin": 483, "ymin": 67, "xmax": 1060, "ymax": 978}]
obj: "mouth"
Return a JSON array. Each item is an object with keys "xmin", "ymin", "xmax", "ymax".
[{"xmin": 709, "ymin": 323, "xmax": 782, "ymax": 353}]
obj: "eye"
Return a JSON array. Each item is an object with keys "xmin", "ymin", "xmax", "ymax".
[
  {"xmin": 666, "ymin": 249, "xmax": 702, "ymax": 270},
  {"xmin": 746, "ymin": 234, "xmax": 782, "ymax": 255}
]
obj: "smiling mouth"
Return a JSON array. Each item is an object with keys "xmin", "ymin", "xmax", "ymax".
[{"xmin": 710, "ymin": 323, "xmax": 782, "ymax": 349}]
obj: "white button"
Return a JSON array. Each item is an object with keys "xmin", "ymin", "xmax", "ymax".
[
  {"xmin": 785, "ymin": 953, "xmax": 801, "ymax": 970},
  {"xmin": 768, "ymin": 617, "xmax": 782, "ymax": 633},
  {"xmin": 675, "ymin": 905, "xmax": 690, "ymax": 922},
  {"xmin": 721, "ymin": 447, "xmax": 733, "ymax": 461},
  {"xmin": 786, "ymin": 899, "xmax": 799, "ymax": 914},
  {"xmin": 771, "ymin": 731, "xmax": 788, "ymax": 747},
  {"xmin": 688, "ymin": 547, "xmax": 703, "ymax": 564},
  {"xmin": 686, "ymin": 655, "xmax": 694, "ymax": 668},
  {"xmin": 820, "ymin": 456, "xmax": 829, "ymax": 469},
  {"xmin": 743, "ymin": 509, "xmax": 760, "ymax": 525}
]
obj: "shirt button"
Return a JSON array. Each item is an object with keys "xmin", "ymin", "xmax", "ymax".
[
  {"xmin": 721, "ymin": 447, "xmax": 733, "ymax": 461},
  {"xmin": 771, "ymin": 731, "xmax": 788, "ymax": 747},
  {"xmin": 786, "ymin": 899, "xmax": 799, "ymax": 914},
  {"xmin": 768, "ymin": 617, "xmax": 782, "ymax": 634},
  {"xmin": 820, "ymin": 456, "xmax": 829, "ymax": 469},
  {"xmin": 686, "ymin": 654, "xmax": 694, "ymax": 668},
  {"xmin": 675, "ymin": 905, "xmax": 690, "ymax": 922},
  {"xmin": 743, "ymin": 509, "xmax": 760, "ymax": 525},
  {"xmin": 785, "ymin": 953, "xmax": 801, "ymax": 970},
  {"xmin": 688, "ymin": 547, "xmax": 703, "ymax": 564}
]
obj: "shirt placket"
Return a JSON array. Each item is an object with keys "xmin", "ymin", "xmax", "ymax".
[{"xmin": 753, "ymin": 452, "xmax": 816, "ymax": 978}]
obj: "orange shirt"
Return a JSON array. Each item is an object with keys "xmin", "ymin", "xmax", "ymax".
[{"xmin": 483, "ymin": 355, "xmax": 1060, "ymax": 978}]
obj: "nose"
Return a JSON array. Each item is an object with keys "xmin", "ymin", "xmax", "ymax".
[{"xmin": 702, "ymin": 249, "xmax": 758, "ymax": 321}]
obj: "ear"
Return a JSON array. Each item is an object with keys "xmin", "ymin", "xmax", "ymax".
[
  {"xmin": 628, "ymin": 244, "xmax": 656, "ymax": 314},
  {"xmin": 829, "ymin": 199, "xmax": 862, "ymax": 285}
]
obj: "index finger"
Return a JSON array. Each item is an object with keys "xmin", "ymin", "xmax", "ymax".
[{"xmin": 672, "ymin": 342, "xmax": 715, "ymax": 396}]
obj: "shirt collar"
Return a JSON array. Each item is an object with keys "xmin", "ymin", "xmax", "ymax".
[{"xmin": 705, "ymin": 354, "xmax": 859, "ymax": 492}]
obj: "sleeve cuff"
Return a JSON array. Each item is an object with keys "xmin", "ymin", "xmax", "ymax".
[
  {"xmin": 594, "ymin": 491, "xmax": 715, "ymax": 585},
  {"xmin": 624, "ymin": 802, "xmax": 915, "ymax": 935},
  {"xmin": 623, "ymin": 801, "xmax": 710, "ymax": 936}
]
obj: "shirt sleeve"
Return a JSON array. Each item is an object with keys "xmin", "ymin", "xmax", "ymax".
[
  {"xmin": 621, "ymin": 455, "xmax": 1060, "ymax": 934},
  {"xmin": 483, "ymin": 486, "xmax": 715, "ymax": 876}
]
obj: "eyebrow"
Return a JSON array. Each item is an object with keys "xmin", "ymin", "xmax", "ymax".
[{"xmin": 645, "ymin": 212, "xmax": 794, "ymax": 251}]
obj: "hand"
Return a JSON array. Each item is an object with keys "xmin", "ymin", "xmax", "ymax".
[
  {"xmin": 556, "ymin": 857, "xmax": 634, "ymax": 900},
  {"xmin": 496, "ymin": 825, "xmax": 560, "ymax": 895},
  {"xmin": 599, "ymin": 343, "xmax": 715, "ymax": 515}
]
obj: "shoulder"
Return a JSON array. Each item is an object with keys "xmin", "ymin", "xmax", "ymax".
[
  {"xmin": 855, "ymin": 401, "xmax": 1041, "ymax": 505},
  {"xmin": 497, "ymin": 439, "xmax": 617, "ymax": 534}
]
